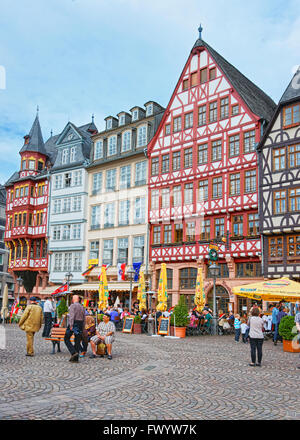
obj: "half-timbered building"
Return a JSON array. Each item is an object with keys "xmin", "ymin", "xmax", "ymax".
[
  {"xmin": 148, "ymin": 29, "xmax": 276, "ymax": 312},
  {"xmin": 4, "ymin": 114, "xmax": 54, "ymax": 298},
  {"xmin": 258, "ymin": 68, "xmax": 300, "ymax": 280}
]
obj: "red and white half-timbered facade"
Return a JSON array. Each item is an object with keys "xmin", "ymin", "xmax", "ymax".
[
  {"xmin": 4, "ymin": 115, "xmax": 52, "ymax": 298},
  {"xmin": 148, "ymin": 33, "xmax": 276, "ymax": 312}
]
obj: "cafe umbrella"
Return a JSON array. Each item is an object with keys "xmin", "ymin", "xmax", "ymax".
[
  {"xmin": 156, "ymin": 263, "xmax": 168, "ymax": 312},
  {"xmin": 232, "ymin": 277, "xmax": 300, "ymax": 302},
  {"xmin": 137, "ymin": 271, "xmax": 147, "ymax": 311},
  {"xmin": 98, "ymin": 266, "xmax": 109, "ymax": 311},
  {"xmin": 1, "ymin": 284, "xmax": 9, "ymax": 324},
  {"xmin": 194, "ymin": 267, "xmax": 205, "ymax": 312}
]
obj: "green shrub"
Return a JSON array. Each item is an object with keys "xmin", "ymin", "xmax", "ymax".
[
  {"xmin": 57, "ymin": 297, "xmax": 68, "ymax": 319},
  {"xmin": 134, "ymin": 315, "xmax": 142, "ymax": 324},
  {"xmin": 170, "ymin": 295, "xmax": 189, "ymax": 328},
  {"xmin": 279, "ymin": 315, "xmax": 297, "ymax": 341}
]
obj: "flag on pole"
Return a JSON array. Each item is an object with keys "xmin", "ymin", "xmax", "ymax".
[
  {"xmin": 117, "ymin": 263, "xmax": 126, "ymax": 281},
  {"xmin": 51, "ymin": 283, "xmax": 68, "ymax": 296},
  {"xmin": 10, "ymin": 299, "xmax": 20, "ymax": 318},
  {"xmin": 82, "ymin": 264, "xmax": 98, "ymax": 277},
  {"xmin": 156, "ymin": 263, "xmax": 168, "ymax": 312},
  {"xmin": 133, "ymin": 262, "xmax": 142, "ymax": 282}
]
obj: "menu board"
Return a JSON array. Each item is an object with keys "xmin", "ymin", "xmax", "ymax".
[
  {"xmin": 158, "ymin": 317, "xmax": 170, "ymax": 335},
  {"xmin": 122, "ymin": 316, "xmax": 134, "ymax": 334}
]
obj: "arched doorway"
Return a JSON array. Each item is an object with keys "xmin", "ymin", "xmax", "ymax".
[{"xmin": 207, "ymin": 285, "xmax": 229, "ymax": 314}]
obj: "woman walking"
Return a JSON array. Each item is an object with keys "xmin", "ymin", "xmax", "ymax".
[{"xmin": 248, "ymin": 307, "xmax": 264, "ymax": 367}]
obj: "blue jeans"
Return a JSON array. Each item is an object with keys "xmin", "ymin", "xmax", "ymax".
[
  {"xmin": 235, "ymin": 328, "xmax": 241, "ymax": 341},
  {"xmin": 64, "ymin": 320, "xmax": 83, "ymax": 356},
  {"xmin": 273, "ymin": 323, "xmax": 279, "ymax": 342}
]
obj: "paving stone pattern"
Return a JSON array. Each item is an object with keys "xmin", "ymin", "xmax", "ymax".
[{"xmin": 0, "ymin": 325, "xmax": 299, "ymax": 420}]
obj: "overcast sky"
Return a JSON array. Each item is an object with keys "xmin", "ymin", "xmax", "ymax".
[{"xmin": 0, "ymin": 0, "xmax": 299, "ymax": 183}]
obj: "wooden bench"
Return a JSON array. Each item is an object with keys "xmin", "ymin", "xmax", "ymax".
[{"xmin": 45, "ymin": 327, "xmax": 75, "ymax": 354}]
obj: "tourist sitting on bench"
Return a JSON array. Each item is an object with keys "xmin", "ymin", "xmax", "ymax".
[{"xmin": 89, "ymin": 313, "xmax": 116, "ymax": 360}]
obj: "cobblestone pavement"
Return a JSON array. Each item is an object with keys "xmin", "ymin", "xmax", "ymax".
[{"xmin": 0, "ymin": 324, "xmax": 299, "ymax": 420}]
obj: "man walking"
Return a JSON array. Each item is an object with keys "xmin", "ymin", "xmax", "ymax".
[
  {"xmin": 64, "ymin": 295, "xmax": 85, "ymax": 363},
  {"xmin": 42, "ymin": 296, "xmax": 55, "ymax": 337},
  {"xmin": 18, "ymin": 297, "xmax": 43, "ymax": 357},
  {"xmin": 272, "ymin": 303, "xmax": 280, "ymax": 345}
]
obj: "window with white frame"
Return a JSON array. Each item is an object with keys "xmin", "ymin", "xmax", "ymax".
[
  {"xmin": 53, "ymin": 199, "xmax": 61, "ymax": 214},
  {"xmin": 173, "ymin": 185, "xmax": 182, "ymax": 206},
  {"xmin": 133, "ymin": 235, "xmax": 144, "ymax": 263},
  {"xmin": 94, "ymin": 140, "xmax": 103, "ymax": 160},
  {"xmin": 65, "ymin": 173, "xmax": 72, "ymax": 187},
  {"xmin": 54, "ymin": 253, "xmax": 62, "ymax": 271},
  {"xmin": 106, "ymin": 169, "xmax": 116, "ymax": 190},
  {"xmin": 70, "ymin": 147, "xmax": 76, "ymax": 162},
  {"xmin": 103, "ymin": 239, "xmax": 113, "ymax": 265},
  {"xmin": 73, "ymin": 252, "xmax": 82, "ymax": 271},
  {"xmin": 184, "ymin": 183, "xmax": 193, "ymax": 204},
  {"xmin": 108, "ymin": 136, "xmax": 117, "ymax": 156},
  {"xmin": 135, "ymin": 161, "xmax": 146, "ymax": 185},
  {"xmin": 54, "ymin": 175, "xmax": 62, "ymax": 190},
  {"xmin": 62, "ymin": 197, "xmax": 71, "ymax": 213},
  {"xmin": 72, "ymin": 224, "xmax": 81, "ymax": 240},
  {"xmin": 104, "ymin": 202, "xmax": 115, "ymax": 227},
  {"xmin": 28, "ymin": 160, "xmax": 35, "ymax": 170},
  {"xmin": 119, "ymin": 200, "xmax": 130, "ymax": 225},
  {"xmin": 91, "ymin": 205, "xmax": 101, "ymax": 229},
  {"xmin": 64, "ymin": 252, "xmax": 72, "ymax": 271},
  {"xmin": 119, "ymin": 115, "xmax": 125, "ymax": 126},
  {"xmin": 117, "ymin": 237, "xmax": 128, "ymax": 263},
  {"xmin": 53, "ymin": 226, "xmax": 61, "ymax": 240},
  {"xmin": 134, "ymin": 197, "xmax": 146, "ymax": 223},
  {"xmin": 120, "ymin": 165, "xmax": 131, "ymax": 189},
  {"xmin": 122, "ymin": 131, "xmax": 131, "ymax": 152},
  {"xmin": 137, "ymin": 125, "xmax": 147, "ymax": 147},
  {"xmin": 161, "ymin": 188, "xmax": 170, "ymax": 208},
  {"xmin": 106, "ymin": 119, "xmax": 112, "ymax": 130},
  {"xmin": 89, "ymin": 241, "xmax": 99, "ymax": 260},
  {"xmin": 151, "ymin": 189, "xmax": 159, "ymax": 210},
  {"xmin": 132, "ymin": 110, "xmax": 138, "ymax": 121},
  {"xmin": 74, "ymin": 170, "xmax": 82, "ymax": 186},
  {"xmin": 62, "ymin": 149, "xmax": 69, "ymax": 164},
  {"xmin": 62, "ymin": 225, "xmax": 71, "ymax": 240},
  {"xmin": 92, "ymin": 172, "xmax": 102, "ymax": 194},
  {"xmin": 146, "ymin": 104, "xmax": 153, "ymax": 117},
  {"xmin": 72, "ymin": 196, "xmax": 81, "ymax": 212}
]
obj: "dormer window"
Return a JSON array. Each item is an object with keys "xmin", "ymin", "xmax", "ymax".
[
  {"xmin": 137, "ymin": 125, "xmax": 147, "ymax": 147},
  {"xmin": 70, "ymin": 146, "xmax": 76, "ymax": 162},
  {"xmin": 28, "ymin": 160, "xmax": 35, "ymax": 170},
  {"xmin": 106, "ymin": 119, "xmax": 112, "ymax": 130},
  {"xmin": 122, "ymin": 130, "xmax": 131, "ymax": 152},
  {"xmin": 108, "ymin": 135, "xmax": 117, "ymax": 156},
  {"xmin": 146, "ymin": 104, "xmax": 153, "ymax": 116},
  {"xmin": 119, "ymin": 115, "xmax": 125, "ymax": 126},
  {"xmin": 62, "ymin": 148, "xmax": 69, "ymax": 164},
  {"xmin": 94, "ymin": 140, "xmax": 103, "ymax": 160},
  {"xmin": 132, "ymin": 110, "xmax": 138, "ymax": 121}
]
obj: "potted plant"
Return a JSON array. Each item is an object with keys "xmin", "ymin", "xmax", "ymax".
[
  {"xmin": 57, "ymin": 297, "xmax": 68, "ymax": 320},
  {"xmin": 133, "ymin": 314, "xmax": 142, "ymax": 334},
  {"xmin": 170, "ymin": 295, "xmax": 189, "ymax": 338},
  {"xmin": 279, "ymin": 315, "xmax": 300, "ymax": 353}
]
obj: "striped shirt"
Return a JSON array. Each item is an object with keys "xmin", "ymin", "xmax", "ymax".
[{"xmin": 97, "ymin": 321, "xmax": 116, "ymax": 337}]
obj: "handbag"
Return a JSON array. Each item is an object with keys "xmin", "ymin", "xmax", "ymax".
[{"xmin": 223, "ymin": 322, "xmax": 231, "ymax": 329}]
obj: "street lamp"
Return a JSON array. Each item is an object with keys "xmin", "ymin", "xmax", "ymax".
[
  {"xmin": 209, "ymin": 263, "xmax": 220, "ymax": 336},
  {"xmin": 127, "ymin": 267, "xmax": 135, "ymax": 313},
  {"xmin": 16, "ymin": 276, "xmax": 23, "ymax": 303}
]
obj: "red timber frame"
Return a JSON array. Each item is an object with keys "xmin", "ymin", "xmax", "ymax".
[{"xmin": 147, "ymin": 44, "xmax": 262, "ymax": 268}]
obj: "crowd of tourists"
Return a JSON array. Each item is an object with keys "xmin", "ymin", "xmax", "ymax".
[{"xmin": 11, "ymin": 294, "xmax": 300, "ymax": 368}]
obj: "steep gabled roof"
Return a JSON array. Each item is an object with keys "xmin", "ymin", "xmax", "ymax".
[
  {"xmin": 279, "ymin": 67, "xmax": 300, "ymax": 105},
  {"xmin": 193, "ymin": 38, "xmax": 276, "ymax": 122},
  {"xmin": 19, "ymin": 115, "xmax": 48, "ymax": 157}
]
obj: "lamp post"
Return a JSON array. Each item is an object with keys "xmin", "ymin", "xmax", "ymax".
[
  {"xmin": 127, "ymin": 267, "xmax": 135, "ymax": 313},
  {"xmin": 16, "ymin": 276, "xmax": 23, "ymax": 304},
  {"xmin": 209, "ymin": 263, "xmax": 220, "ymax": 336},
  {"xmin": 65, "ymin": 271, "xmax": 73, "ymax": 305}
]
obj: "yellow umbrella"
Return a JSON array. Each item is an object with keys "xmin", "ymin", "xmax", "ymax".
[
  {"xmin": 137, "ymin": 271, "xmax": 147, "ymax": 311},
  {"xmin": 232, "ymin": 277, "xmax": 300, "ymax": 302},
  {"xmin": 1, "ymin": 284, "xmax": 9, "ymax": 323},
  {"xmin": 156, "ymin": 263, "xmax": 168, "ymax": 312},
  {"xmin": 194, "ymin": 268, "xmax": 205, "ymax": 311},
  {"xmin": 98, "ymin": 266, "xmax": 109, "ymax": 310}
]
